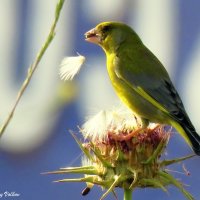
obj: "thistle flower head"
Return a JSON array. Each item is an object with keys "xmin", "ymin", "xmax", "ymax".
[{"xmin": 46, "ymin": 108, "xmax": 195, "ymax": 200}]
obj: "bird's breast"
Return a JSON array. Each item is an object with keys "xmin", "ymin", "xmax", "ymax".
[
  {"xmin": 106, "ymin": 54, "xmax": 122, "ymax": 91},
  {"xmin": 106, "ymin": 54, "xmax": 135, "ymax": 107}
]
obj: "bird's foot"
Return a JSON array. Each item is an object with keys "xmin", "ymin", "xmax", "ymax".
[
  {"xmin": 109, "ymin": 127, "xmax": 144, "ymax": 141},
  {"xmin": 108, "ymin": 124, "xmax": 161, "ymax": 142}
]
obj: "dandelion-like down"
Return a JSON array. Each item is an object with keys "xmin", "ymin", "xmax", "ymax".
[
  {"xmin": 45, "ymin": 108, "xmax": 195, "ymax": 200},
  {"xmin": 59, "ymin": 53, "xmax": 85, "ymax": 81}
]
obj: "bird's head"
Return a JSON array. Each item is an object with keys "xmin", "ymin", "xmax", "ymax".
[{"xmin": 85, "ymin": 21, "xmax": 141, "ymax": 53}]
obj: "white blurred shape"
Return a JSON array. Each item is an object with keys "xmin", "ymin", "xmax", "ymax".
[
  {"xmin": 82, "ymin": 0, "xmax": 127, "ymax": 21},
  {"xmin": 130, "ymin": 0, "xmax": 177, "ymax": 77},
  {"xmin": 0, "ymin": 0, "xmax": 75, "ymax": 153},
  {"xmin": 78, "ymin": 56, "xmax": 120, "ymax": 117},
  {"xmin": 0, "ymin": 1, "xmax": 18, "ymax": 94},
  {"xmin": 183, "ymin": 37, "xmax": 200, "ymax": 132}
]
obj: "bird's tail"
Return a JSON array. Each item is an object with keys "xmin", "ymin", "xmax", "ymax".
[{"xmin": 173, "ymin": 121, "xmax": 200, "ymax": 155}]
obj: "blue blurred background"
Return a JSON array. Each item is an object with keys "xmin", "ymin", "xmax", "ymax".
[{"xmin": 0, "ymin": 0, "xmax": 200, "ymax": 199}]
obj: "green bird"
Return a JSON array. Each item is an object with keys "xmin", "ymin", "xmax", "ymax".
[{"xmin": 84, "ymin": 21, "xmax": 200, "ymax": 155}]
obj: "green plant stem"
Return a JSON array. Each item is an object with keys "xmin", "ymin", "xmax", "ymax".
[
  {"xmin": 0, "ymin": 0, "xmax": 65, "ymax": 138},
  {"xmin": 124, "ymin": 189, "xmax": 133, "ymax": 200}
]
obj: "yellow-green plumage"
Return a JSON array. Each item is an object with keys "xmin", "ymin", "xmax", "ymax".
[{"xmin": 85, "ymin": 21, "xmax": 200, "ymax": 155}]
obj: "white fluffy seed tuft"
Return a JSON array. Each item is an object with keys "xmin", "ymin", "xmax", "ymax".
[
  {"xmin": 59, "ymin": 54, "xmax": 85, "ymax": 81},
  {"xmin": 81, "ymin": 108, "xmax": 141, "ymax": 142}
]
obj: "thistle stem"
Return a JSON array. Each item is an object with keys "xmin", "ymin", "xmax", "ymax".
[{"xmin": 124, "ymin": 189, "xmax": 132, "ymax": 200}]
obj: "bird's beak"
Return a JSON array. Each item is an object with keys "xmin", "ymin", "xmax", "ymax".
[{"xmin": 84, "ymin": 28, "xmax": 101, "ymax": 44}]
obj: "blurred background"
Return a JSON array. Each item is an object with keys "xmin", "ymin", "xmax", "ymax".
[{"xmin": 0, "ymin": 0, "xmax": 200, "ymax": 199}]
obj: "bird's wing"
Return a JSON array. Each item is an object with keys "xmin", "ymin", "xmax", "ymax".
[{"xmin": 114, "ymin": 47, "xmax": 189, "ymax": 123}]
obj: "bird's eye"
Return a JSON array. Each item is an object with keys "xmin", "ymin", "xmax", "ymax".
[{"xmin": 102, "ymin": 25, "xmax": 111, "ymax": 33}]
